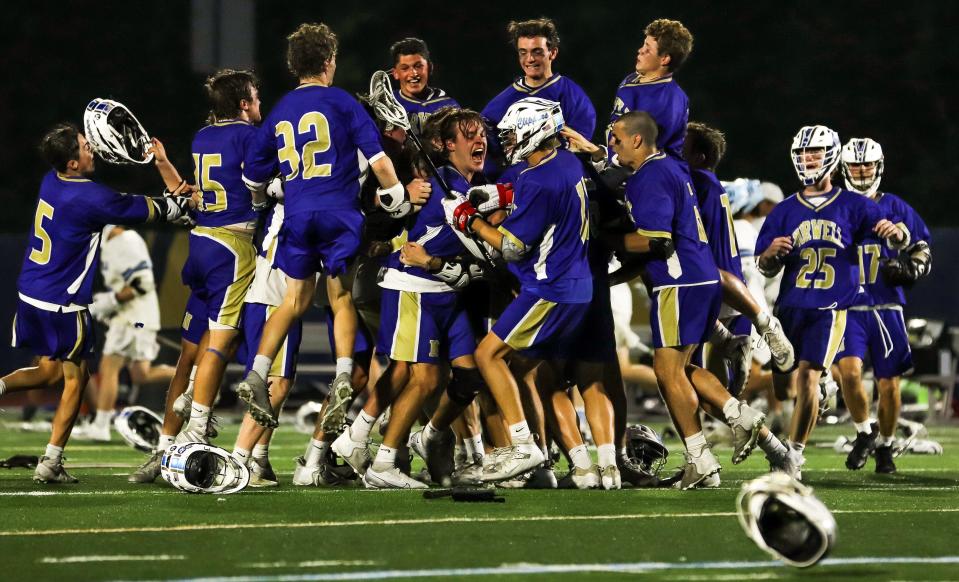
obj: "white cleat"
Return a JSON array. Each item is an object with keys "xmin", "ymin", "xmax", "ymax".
[
  {"xmin": 172, "ymin": 387, "xmax": 194, "ymax": 420},
  {"xmin": 72, "ymin": 421, "xmax": 111, "ymax": 443},
  {"xmin": 320, "ymin": 372, "xmax": 354, "ymax": 433},
  {"xmin": 451, "ymin": 461, "xmax": 485, "ymax": 486},
  {"xmin": 600, "ymin": 464, "xmax": 622, "ymax": 490},
  {"xmin": 174, "ymin": 427, "xmax": 210, "ymax": 445},
  {"xmin": 236, "ymin": 371, "xmax": 277, "ymax": 429},
  {"xmin": 758, "ymin": 315, "xmax": 795, "ymax": 373},
  {"xmin": 364, "ymin": 465, "xmax": 428, "ymax": 489},
  {"xmin": 481, "ymin": 442, "xmax": 545, "ymax": 482},
  {"xmin": 33, "ymin": 456, "xmax": 78, "ymax": 484},
  {"xmin": 728, "ymin": 400, "xmax": 766, "ymax": 464},
  {"xmin": 679, "ymin": 448, "xmax": 721, "ymax": 490},
  {"xmin": 292, "ymin": 456, "xmax": 322, "ymax": 486},
  {"xmin": 769, "ymin": 447, "xmax": 806, "ymax": 481},
  {"xmin": 248, "ymin": 457, "xmax": 278, "ymax": 488},
  {"xmin": 558, "ymin": 464, "xmax": 601, "ymax": 489},
  {"xmin": 331, "ymin": 430, "xmax": 371, "ymax": 476}
]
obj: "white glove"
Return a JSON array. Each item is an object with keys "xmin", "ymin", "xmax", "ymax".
[
  {"xmin": 89, "ymin": 292, "xmax": 119, "ymax": 322},
  {"xmin": 467, "ymin": 183, "xmax": 514, "ymax": 214},
  {"xmin": 266, "ymin": 175, "xmax": 285, "ymax": 202}
]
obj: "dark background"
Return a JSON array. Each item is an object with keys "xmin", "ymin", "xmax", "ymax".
[{"xmin": 1, "ymin": 1, "xmax": 956, "ymax": 233}]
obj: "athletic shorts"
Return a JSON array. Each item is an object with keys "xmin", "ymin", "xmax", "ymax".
[
  {"xmin": 325, "ymin": 306, "xmax": 374, "ymax": 358},
  {"xmin": 835, "ymin": 307, "xmax": 912, "ymax": 379},
  {"xmin": 377, "ymin": 289, "xmax": 475, "ymax": 364},
  {"xmin": 11, "ymin": 301, "xmax": 94, "ymax": 361},
  {"xmin": 103, "ymin": 322, "xmax": 159, "ymax": 362},
  {"xmin": 180, "ymin": 294, "xmax": 208, "ymax": 346},
  {"xmin": 775, "ymin": 305, "xmax": 847, "ymax": 369},
  {"xmin": 491, "ymin": 290, "xmax": 588, "ymax": 360},
  {"xmin": 276, "ymin": 208, "xmax": 363, "ymax": 280},
  {"xmin": 567, "ymin": 277, "xmax": 617, "ymax": 362},
  {"xmin": 649, "ymin": 283, "xmax": 721, "ymax": 349},
  {"xmin": 182, "ymin": 227, "xmax": 256, "ymax": 329},
  {"xmin": 236, "ymin": 303, "xmax": 302, "ymax": 379}
]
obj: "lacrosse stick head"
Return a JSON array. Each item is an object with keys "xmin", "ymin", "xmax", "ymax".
[{"xmin": 369, "ymin": 70, "xmax": 411, "ymax": 132}]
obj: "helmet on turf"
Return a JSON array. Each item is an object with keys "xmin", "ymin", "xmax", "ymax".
[
  {"xmin": 624, "ymin": 424, "xmax": 669, "ymax": 476},
  {"xmin": 737, "ymin": 472, "xmax": 837, "ymax": 568},
  {"xmin": 496, "ymin": 97, "xmax": 564, "ymax": 165},
  {"xmin": 841, "ymin": 138, "xmax": 884, "ymax": 197},
  {"xmin": 83, "ymin": 98, "xmax": 153, "ymax": 165},
  {"xmin": 790, "ymin": 125, "xmax": 841, "ymax": 187},
  {"xmin": 113, "ymin": 406, "xmax": 163, "ymax": 453},
  {"xmin": 160, "ymin": 442, "xmax": 250, "ymax": 494},
  {"xmin": 294, "ymin": 401, "xmax": 324, "ymax": 435}
]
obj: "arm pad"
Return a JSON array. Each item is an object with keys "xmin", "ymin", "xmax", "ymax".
[{"xmin": 377, "ymin": 182, "xmax": 410, "ymax": 217}]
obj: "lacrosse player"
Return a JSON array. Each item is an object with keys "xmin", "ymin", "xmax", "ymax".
[
  {"xmin": 390, "ymin": 37, "xmax": 460, "ymax": 136},
  {"xmin": 833, "ymin": 138, "xmax": 931, "ymax": 474}
]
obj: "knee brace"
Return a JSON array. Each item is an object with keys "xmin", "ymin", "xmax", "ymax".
[{"xmin": 446, "ymin": 366, "xmax": 485, "ymax": 406}]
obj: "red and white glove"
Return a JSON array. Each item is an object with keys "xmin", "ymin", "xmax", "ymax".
[
  {"xmin": 442, "ymin": 193, "xmax": 479, "ymax": 233},
  {"xmin": 468, "ymin": 183, "xmax": 514, "ymax": 214}
]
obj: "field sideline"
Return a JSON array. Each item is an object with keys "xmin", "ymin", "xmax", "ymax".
[{"xmin": 1, "ymin": 419, "xmax": 957, "ymax": 581}]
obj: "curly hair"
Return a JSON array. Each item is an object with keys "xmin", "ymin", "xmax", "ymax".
[
  {"xmin": 39, "ymin": 123, "xmax": 80, "ymax": 172},
  {"xmin": 286, "ymin": 23, "xmax": 338, "ymax": 79},
  {"xmin": 204, "ymin": 69, "xmax": 258, "ymax": 123},
  {"xmin": 685, "ymin": 122, "xmax": 727, "ymax": 171},
  {"xmin": 507, "ymin": 17, "xmax": 560, "ymax": 49},
  {"xmin": 422, "ymin": 107, "xmax": 486, "ymax": 160},
  {"xmin": 644, "ymin": 19, "xmax": 694, "ymax": 72}
]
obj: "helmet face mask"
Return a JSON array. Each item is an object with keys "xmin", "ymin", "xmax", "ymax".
[
  {"xmin": 624, "ymin": 424, "xmax": 669, "ymax": 475},
  {"xmin": 737, "ymin": 473, "xmax": 837, "ymax": 568},
  {"xmin": 496, "ymin": 97, "xmax": 564, "ymax": 165},
  {"xmin": 83, "ymin": 98, "xmax": 154, "ymax": 165},
  {"xmin": 790, "ymin": 125, "xmax": 841, "ymax": 187},
  {"xmin": 160, "ymin": 443, "xmax": 250, "ymax": 494},
  {"xmin": 113, "ymin": 406, "xmax": 163, "ymax": 453},
  {"xmin": 841, "ymin": 138, "xmax": 884, "ymax": 197}
]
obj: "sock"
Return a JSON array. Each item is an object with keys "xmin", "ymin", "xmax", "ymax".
[
  {"xmin": 684, "ymin": 431, "xmax": 708, "ymax": 457},
  {"xmin": 304, "ymin": 438, "xmax": 329, "ymax": 466},
  {"xmin": 569, "ymin": 444, "xmax": 592, "ymax": 470},
  {"xmin": 508, "ymin": 420, "xmax": 532, "ymax": 444},
  {"xmin": 710, "ymin": 320, "xmax": 733, "ymax": 345},
  {"xmin": 879, "ymin": 435, "xmax": 895, "ymax": 447},
  {"xmin": 158, "ymin": 435, "xmax": 175, "ymax": 451},
  {"xmin": 754, "ymin": 310, "xmax": 771, "ymax": 329},
  {"xmin": 252, "ymin": 355, "xmax": 273, "ymax": 380},
  {"xmin": 422, "ymin": 421, "xmax": 438, "ymax": 444},
  {"xmin": 0, "ymin": 379, "xmax": 6, "ymax": 396},
  {"xmin": 789, "ymin": 440, "xmax": 806, "ymax": 453},
  {"xmin": 232, "ymin": 447, "xmax": 251, "ymax": 464},
  {"xmin": 373, "ymin": 444, "xmax": 396, "ymax": 469},
  {"xmin": 597, "ymin": 444, "xmax": 617, "ymax": 468},
  {"xmin": 854, "ymin": 420, "xmax": 873, "ymax": 435},
  {"xmin": 44, "ymin": 443, "xmax": 63, "ymax": 462},
  {"xmin": 336, "ymin": 357, "xmax": 353, "ymax": 377},
  {"xmin": 466, "ymin": 434, "xmax": 484, "ymax": 460},
  {"xmin": 253, "ymin": 443, "xmax": 269, "ymax": 459},
  {"xmin": 94, "ymin": 409, "xmax": 112, "ymax": 429},
  {"xmin": 187, "ymin": 402, "xmax": 210, "ymax": 433},
  {"xmin": 722, "ymin": 397, "xmax": 742, "ymax": 421},
  {"xmin": 758, "ymin": 431, "xmax": 788, "ymax": 458},
  {"xmin": 349, "ymin": 410, "xmax": 377, "ymax": 442}
]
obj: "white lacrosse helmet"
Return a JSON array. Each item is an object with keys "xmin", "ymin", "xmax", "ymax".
[
  {"xmin": 722, "ymin": 178, "xmax": 762, "ymax": 216},
  {"xmin": 160, "ymin": 442, "xmax": 250, "ymax": 495},
  {"xmin": 83, "ymin": 98, "xmax": 154, "ymax": 165},
  {"xmin": 497, "ymin": 97, "xmax": 564, "ymax": 165},
  {"xmin": 294, "ymin": 401, "xmax": 324, "ymax": 434},
  {"xmin": 113, "ymin": 406, "xmax": 163, "ymax": 453},
  {"xmin": 841, "ymin": 138, "xmax": 884, "ymax": 197},
  {"xmin": 737, "ymin": 473, "xmax": 837, "ymax": 568},
  {"xmin": 790, "ymin": 125, "xmax": 841, "ymax": 187}
]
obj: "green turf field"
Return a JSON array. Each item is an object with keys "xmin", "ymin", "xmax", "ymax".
[{"xmin": 1, "ymin": 417, "xmax": 957, "ymax": 581}]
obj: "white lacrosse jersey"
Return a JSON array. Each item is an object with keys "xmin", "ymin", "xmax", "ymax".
[{"xmin": 100, "ymin": 228, "xmax": 160, "ymax": 330}]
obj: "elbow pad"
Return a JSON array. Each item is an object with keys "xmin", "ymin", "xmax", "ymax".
[
  {"xmin": 501, "ymin": 236, "xmax": 528, "ymax": 262},
  {"xmin": 150, "ymin": 196, "xmax": 191, "ymax": 224},
  {"xmin": 648, "ymin": 237, "xmax": 675, "ymax": 261},
  {"xmin": 377, "ymin": 182, "xmax": 410, "ymax": 217},
  {"xmin": 909, "ymin": 240, "xmax": 932, "ymax": 277}
]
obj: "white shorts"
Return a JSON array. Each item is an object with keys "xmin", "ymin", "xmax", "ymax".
[{"xmin": 103, "ymin": 322, "xmax": 159, "ymax": 362}]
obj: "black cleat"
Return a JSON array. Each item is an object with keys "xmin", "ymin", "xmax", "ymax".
[
  {"xmin": 845, "ymin": 426, "xmax": 878, "ymax": 470},
  {"xmin": 875, "ymin": 444, "xmax": 897, "ymax": 474}
]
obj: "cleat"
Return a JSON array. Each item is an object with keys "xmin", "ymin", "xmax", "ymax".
[
  {"xmin": 128, "ymin": 450, "xmax": 163, "ymax": 483},
  {"xmin": 617, "ymin": 454, "xmax": 660, "ymax": 488},
  {"xmin": 72, "ymin": 420, "xmax": 111, "ymax": 442},
  {"xmin": 331, "ymin": 429, "xmax": 371, "ymax": 476},
  {"xmin": 818, "ymin": 371, "xmax": 840, "ymax": 420},
  {"xmin": 174, "ymin": 427, "xmax": 209, "ymax": 445},
  {"xmin": 481, "ymin": 442, "xmax": 545, "ymax": 482},
  {"xmin": 558, "ymin": 465, "xmax": 601, "ymax": 489},
  {"xmin": 172, "ymin": 387, "xmax": 194, "ymax": 420},
  {"xmin": 874, "ymin": 444, "xmax": 897, "ymax": 474},
  {"xmin": 451, "ymin": 461, "xmax": 485, "ymax": 486},
  {"xmin": 236, "ymin": 371, "xmax": 277, "ymax": 429},
  {"xmin": 679, "ymin": 448, "xmax": 721, "ymax": 490},
  {"xmin": 410, "ymin": 428, "xmax": 455, "ymax": 487},
  {"xmin": 758, "ymin": 315, "xmax": 795, "ymax": 373},
  {"xmin": 248, "ymin": 457, "xmax": 278, "ymax": 487},
  {"xmin": 364, "ymin": 465, "xmax": 428, "ymax": 489},
  {"xmin": 720, "ymin": 334, "xmax": 753, "ymax": 396},
  {"xmin": 769, "ymin": 446, "xmax": 805, "ymax": 481},
  {"xmin": 600, "ymin": 464, "xmax": 622, "ymax": 490},
  {"xmin": 205, "ymin": 414, "xmax": 220, "ymax": 440},
  {"xmin": 700, "ymin": 471, "xmax": 721, "ymax": 488},
  {"xmin": 728, "ymin": 401, "xmax": 766, "ymax": 464},
  {"xmin": 33, "ymin": 456, "xmax": 78, "ymax": 484},
  {"xmin": 292, "ymin": 456, "xmax": 321, "ymax": 486},
  {"xmin": 320, "ymin": 372, "xmax": 353, "ymax": 433},
  {"xmin": 453, "ymin": 445, "xmax": 469, "ymax": 472},
  {"xmin": 524, "ymin": 463, "xmax": 558, "ymax": 489},
  {"xmin": 845, "ymin": 426, "xmax": 878, "ymax": 470}
]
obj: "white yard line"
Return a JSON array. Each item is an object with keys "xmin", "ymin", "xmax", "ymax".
[
  {"xmin": 241, "ymin": 561, "xmax": 380, "ymax": 569},
  {"xmin": 4, "ymin": 508, "xmax": 958, "ymax": 538},
  {"xmin": 41, "ymin": 554, "xmax": 184, "ymax": 564}
]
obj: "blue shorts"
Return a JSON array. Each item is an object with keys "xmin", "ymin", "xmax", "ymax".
[
  {"xmin": 325, "ymin": 306, "xmax": 374, "ymax": 358},
  {"xmin": 377, "ymin": 289, "xmax": 475, "ymax": 364},
  {"xmin": 182, "ymin": 228, "xmax": 256, "ymax": 329},
  {"xmin": 12, "ymin": 301, "xmax": 94, "ymax": 361},
  {"xmin": 776, "ymin": 305, "xmax": 847, "ymax": 369},
  {"xmin": 835, "ymin": 307, "xmax": 912, "ymax": 379},
  {"xmin": 237, "ymin": 303, "xmax": 303, "ymax": 379},
  {"xmin": 649, "ymin": 283, "xmax": 721, "ymax": 349},
  {"xmin": 491, "ymin": 290, "xmax": 588, "ymax": 360},
  {"xmin": 180, "ymin": 294, "xmax": 208, "ymax": 346},
  {"xmin": 276, "ymin": 209, "xmax": 363, "ymax": 279},
  {"xmin": 567, "ymin": 277, "xmax": 617, "ymax": 362}
]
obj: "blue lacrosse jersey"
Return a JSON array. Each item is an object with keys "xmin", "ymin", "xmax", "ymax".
[
  {"xmin": 624, "ymin": 153, "xmax": 719, "ymax": 288},
  {"xmin": 852, "ymin": 192, "xmax": 931, "ymax": 307},
  {"xmin": 395, "ymin": 88, "xmax": 460, "ymax": 137},
  {"xmin": 757, "ymin": 188, "xmax": 885, "ymax": 310},
  {"xmin": 691, "ymin": 168, "xmax": 745, "ymax": 281},
  {"xmin": 483, "ymin": 74, "xmax": 596, "ymax": 138},
  {"xmin": 17, "ymin": 172, "xmax": 154, "ymax": 309},
  {"xmin": 386, "ymin": 165, "xmax": 469, "ymax": 283},
  {"xmin": 497, "ymin": 149, "xmax": 592, "ymax": 303},
  {"xmin": 244, "ymin": 83, "xmax": 384, "ymax": 215},
  {"xmin": 609, "ymin": 73, "xmax": 689, "ymax": 161},
  {"xmin": 191, "ymin": 120, "xmax": 258, "ymax": 228}
]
